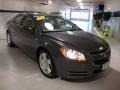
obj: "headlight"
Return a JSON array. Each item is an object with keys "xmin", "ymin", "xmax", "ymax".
[{"xmin": 60, "ymin": 47, "xmax": 86, "ymax": 62}]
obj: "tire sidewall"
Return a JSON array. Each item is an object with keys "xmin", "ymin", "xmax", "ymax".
[
  {"xmin": 38, "ymin": 50, "xmax": 57, "ymax": 78},
  {"xmin": 7, "ymin": 32, "xmax": 12, "ymax": 46}
]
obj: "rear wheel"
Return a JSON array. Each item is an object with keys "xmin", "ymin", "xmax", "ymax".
[
  {"xmin": 6, "ymin": 32, "xmax": 15, "ymax": 47},
  {"xmin": 38, "ymin": 50, "xmax": 58, "ymax": 78}
]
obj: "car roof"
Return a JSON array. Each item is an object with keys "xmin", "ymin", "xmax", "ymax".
[{"xmin": 19, "ymin": 12, "xmax": 60, "ymax": 17}]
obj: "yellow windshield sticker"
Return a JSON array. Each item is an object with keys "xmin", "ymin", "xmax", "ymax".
[{"xmin": 36, "ymin": 16, "xmax": 45, "ymax": 20}]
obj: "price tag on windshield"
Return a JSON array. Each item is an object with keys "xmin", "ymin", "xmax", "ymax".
[{"xmin": 36, "ymin": 16, "xmax": 45, "ymax": 21}]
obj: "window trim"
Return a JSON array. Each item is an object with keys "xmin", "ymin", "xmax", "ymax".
[
  {"xmin": 22, "ymin": 15, "xmax": 35, "ymax": 27},
  {"xmin": 21, "ymin": 15, "xmax": 36, "ymax": 33}
]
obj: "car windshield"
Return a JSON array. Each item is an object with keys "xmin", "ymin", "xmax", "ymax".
[{"xmin": 34, "ymin": 15, "xmax": 81, "ymax": 32}]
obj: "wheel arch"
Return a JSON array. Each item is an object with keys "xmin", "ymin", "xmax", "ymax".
[
  {"xmin": 36, "ymin": 46, "xmax": 50, "ymax": 61},
  {"xmin": 36, "ymin": 46, "xmax": 58, "ymax": 78}
]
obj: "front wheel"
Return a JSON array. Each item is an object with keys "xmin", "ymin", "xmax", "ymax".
[{"xmin": 38, "ymin": 50, "xmax": 58, "ymax": 78}]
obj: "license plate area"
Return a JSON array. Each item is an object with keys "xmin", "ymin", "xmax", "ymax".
[{"xmin": 102, "ymin": 62, "xmax": 110, "ymax": 70}]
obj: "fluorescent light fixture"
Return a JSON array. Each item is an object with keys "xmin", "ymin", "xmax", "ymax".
[
  {"xmin": 79, "ymin": 3, "xmax": 84, "ymax": 9},
  {"xmin": 108, "ymin": 8, "xmax": 111, "ymax": 11},
  {"xmin": 48, "ymin": 0, "xmax": 52, "ymax": 4},
  {"xmin": 80, "ymin": 5, "xmax": 84, "ymax": 9},
  {"xmin": 33, "ymin": 13, "xmax": 38, "ymax": 14},
  {"xmin": 77, "ymin": 0, "xmax": 82, "ymax": 2},
  {"xmin": 79, "ymin": 3, "xmax": 83, "ymax": 6}
]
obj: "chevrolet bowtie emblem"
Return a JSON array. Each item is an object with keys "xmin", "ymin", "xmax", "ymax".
[{"xmin": 99, "ymin": 47, "xmax": 104, "ymax": 50}]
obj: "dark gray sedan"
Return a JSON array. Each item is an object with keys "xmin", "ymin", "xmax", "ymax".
[{"xmin": 6, "ymin": 13, "xmax": 111, "ymax": 79}]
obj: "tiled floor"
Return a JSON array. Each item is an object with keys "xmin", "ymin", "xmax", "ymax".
[{"xmin": 0, "ymin": 39, "xmax": 120, "ymax": 90}]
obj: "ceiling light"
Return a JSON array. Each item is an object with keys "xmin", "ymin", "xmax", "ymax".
[
  {"xmin": 79, "ymin": 3, "xmax": 83, "ymax": 6},
  {"xmin": 80, "ymin": 5, "xmax": 84, "ymax": 9},
  {"xmin": 48, "ymin": 0, "xmax": 52, "ymax": 4},
  {"xmin": 33, "ymin": 13, "xmax": 38, "ymax": 14},
  {"xmin": 108, "ymin": 8, "xmax": 111, "ymax": 11},
  {"xmin": 79, "ymin": 3, "xmax": 84, "ymax": 9},
  {"xmin": 77, "ymin": 0, "xmax": 82, "ymax": 2}
]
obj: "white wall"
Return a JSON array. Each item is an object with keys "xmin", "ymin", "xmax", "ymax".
[
  {"xmin": 0, "ymin": 0, "xmax": 34, "ymax": 39},
  {"xmin": 0, "ymin": 0, "xmax": 63, "ymax": 39},
  {"xmin": 105, "ymin": 0, "xmax": 120, "ymax": 40},
  {"xmin": 105, "ymin": 0, "xmax": 120, "ymax": 12},
  {"xmin": 0, "ymin": 0, "xmax": 40, "ymax": 11}
]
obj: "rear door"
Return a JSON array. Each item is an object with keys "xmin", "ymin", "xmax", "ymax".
[
  {"xmin": 10, "ymin": 14, "xmax": 24, "ymax": 46},
  {"xmin": 20, "ymin": 15, "xmax": 38, "ymax": 58}
]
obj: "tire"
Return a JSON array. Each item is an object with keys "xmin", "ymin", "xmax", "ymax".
[
  {"xmin": 38, "ymin": 50, "xmax": 58, "ymax": 78},
  {"xmin": 6, "ymin": 32, "xmax": 15, "ymax": 47}
]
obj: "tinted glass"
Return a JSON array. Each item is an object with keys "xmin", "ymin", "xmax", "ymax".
[
  {"xmin": 22, "ymin": 16, "xmax": 35, "ymax": 31},
  {"xmin": 14, "ymin": 15, "xmax": 24, "ymax": 25}
]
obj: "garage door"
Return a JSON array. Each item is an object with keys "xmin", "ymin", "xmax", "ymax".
[{"xmin": 70, "ymin": 9, "xmax": 90, "ymax": 32}]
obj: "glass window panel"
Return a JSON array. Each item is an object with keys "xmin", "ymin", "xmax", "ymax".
[
  {"xmin": 71, "ymin": 11, "xmax": 89, "ymax": 20},
  {"xmin": 71, "ymin": 20, "xmax": 88, "ymax": 31}
]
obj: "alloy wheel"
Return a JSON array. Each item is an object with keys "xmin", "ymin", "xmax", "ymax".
[{"xmin": 39, "ymin": 52, "xmax": 52, "ymax": 75}]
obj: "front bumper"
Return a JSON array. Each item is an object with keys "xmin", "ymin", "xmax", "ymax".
[{"xmin": 54, "ymin": 48, "xmax": 111, "ymax": 79}]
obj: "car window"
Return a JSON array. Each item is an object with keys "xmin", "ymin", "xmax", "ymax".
[
  {"xmin": 35, "ymin": 16, "xmax": 80, "ymax": 32},
  {"xmin": 22, "ymin": 16, "xmax": 35, "ymax": 32},
  {"xmin": 56, "ymin": 18, "xmax": 73, "ymax": 30},
  {"xmin": 14, "ymin": 15, "xmax": 24, "ymax": 25}
]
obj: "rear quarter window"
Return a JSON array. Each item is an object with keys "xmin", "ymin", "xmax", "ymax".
[{"xmin": 13, "ymin": 15, "xmax": 24, "ymax": 25}]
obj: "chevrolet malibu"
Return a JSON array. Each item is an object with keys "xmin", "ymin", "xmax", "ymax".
[{"xmin": 6, "ymin": 13, "xmax": 111, "ymax": 79}]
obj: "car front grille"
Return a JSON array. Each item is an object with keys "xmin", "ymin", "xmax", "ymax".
[
  {"xmin": 90, "ymin": 48, "xmax": 111, "ymax": 65},
  {"xmin": 90, "ymin": 47, "xmax": 109, "ymax": 54},
  {"xmin": 94, "ymin": 59, "xmax": 109, "ymax": 65}
]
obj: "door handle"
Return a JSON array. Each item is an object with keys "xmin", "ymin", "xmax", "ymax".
[{"xmin": 35, "ymin": 38, "xmax": 38, "ymax": 40}]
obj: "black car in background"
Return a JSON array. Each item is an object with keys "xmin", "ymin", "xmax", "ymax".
[{"xmin": 6, "ymin": 13, "xmax": 111, "ymax": 79}]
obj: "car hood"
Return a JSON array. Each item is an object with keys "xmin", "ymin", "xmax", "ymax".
[{"xmin": 44, "ymin": 30, "xmax": 108, "ymax": 53}]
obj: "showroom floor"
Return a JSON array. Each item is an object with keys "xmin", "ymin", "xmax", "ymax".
[{"xmin": 0, "ymin": 39, "xmax": 120, "ymax": 90}]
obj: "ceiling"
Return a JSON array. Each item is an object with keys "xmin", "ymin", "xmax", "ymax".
[
  {"xmin": 30, "ymin": 0, "xmax": 104, "ymax": 3},
  {"xmin": 64, "ymin": 0, "xmax": 104, "ymax": 7},
  {"xmin": 64, "ymin": 0, "xmax": 104, "ymax": 3},
  {"xmin": 30, "ymin": 0, "xmax": 104, "ymax": 7}
]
